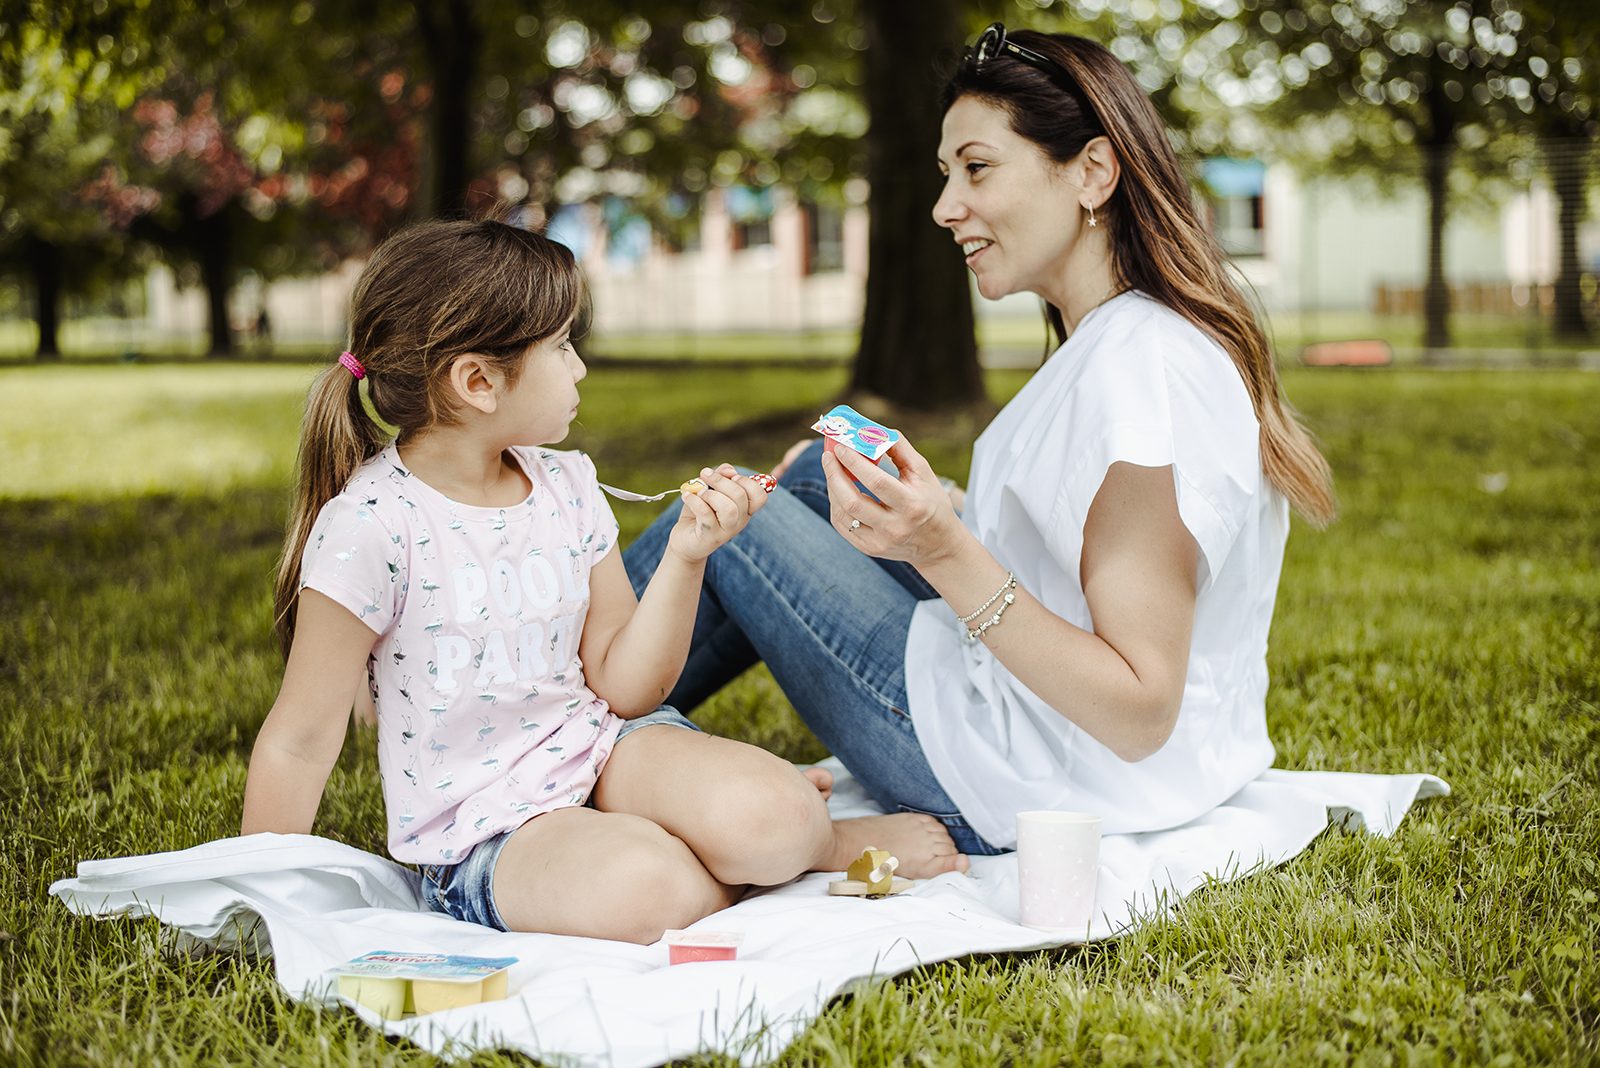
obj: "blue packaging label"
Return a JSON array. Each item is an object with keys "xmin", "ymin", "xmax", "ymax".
[
  {"xmin": 811, "ymin": 404, "xmax": 902, "ymax": 461},
  {"xmin": 328, "ymin": 951, "xmax": 518, "ymax": 983}
]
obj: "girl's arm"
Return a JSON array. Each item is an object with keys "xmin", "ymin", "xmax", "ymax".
[
  {"xmin": 823, "ymin": 442, "xmax": 1197, "ymax": 763},
  {"xmin": 579, "ymin": 465, "xmax": 766, "ymax": 716},
  {"xmin": 241, "ymin": 590, "xmax": 378, "ymax": 834}
]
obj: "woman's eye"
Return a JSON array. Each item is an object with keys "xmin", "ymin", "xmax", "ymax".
[{"xmin": 965, "ymin": 161, "xmax": 988, "ymax": 177}]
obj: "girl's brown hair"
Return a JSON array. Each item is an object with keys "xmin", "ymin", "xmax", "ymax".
[
  {"xmin": 943, "ymin": 31, "xmax": 1336, "ymax": 526},
  {"xmin": 273, "ymin": 218, "xmax": 583, "ymax": 655}
]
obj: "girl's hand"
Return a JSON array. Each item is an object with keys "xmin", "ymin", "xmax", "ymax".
[
  {"xmin": 821, "ymin": 437, "xmax": 965, "ymax": 566},
  {"xmin": 667, "ymin": 464, "xmax": 769, "ymax": 563}
]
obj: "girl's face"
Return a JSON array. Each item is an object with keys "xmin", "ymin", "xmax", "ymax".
[
  {"xmin": 932, "ymin": 95, "xmax": 1087, "ymax": 303},
  {"xmin": 498, "ymin": 319, "xmax": 586, "ymax": 446}
]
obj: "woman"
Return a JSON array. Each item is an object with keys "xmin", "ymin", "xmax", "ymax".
[{"xmin": 622, "ymin": 25, "xmax": 1335, "ymax": 875}]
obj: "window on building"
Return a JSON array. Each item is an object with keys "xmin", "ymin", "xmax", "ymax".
[
  {"xmin": 1200, "ymin": 158, "xmax": 1266, "ymax": 258},
  {"xmin": 544, "ymin": 204, "xmax": 591, "ymax": 261},
  {"xmin": 727, "ymin": 185, "xmax": 775, "ymax": 251},
  {"xmin": 732, "ymin": 217, "xmax": 773, "ymax": 250},
  {"xmin": 602, "ymin": 197, "xmax": 652, "ymax": 270},
  {"xmin": 660, "ymin": 192, "xmax": 701, "ymax": 254},
  {"xmin": 805, "ymin": 202, "xmax": 845, "ymax": 274}
]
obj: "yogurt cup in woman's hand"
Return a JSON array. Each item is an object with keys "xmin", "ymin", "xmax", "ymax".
[{"xmin": 811, "ymin": 404, "xmax": 902, "ymax": 461}]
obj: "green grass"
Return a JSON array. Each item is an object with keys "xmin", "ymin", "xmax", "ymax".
[
  {"xmin": 1, "ymin": 363, "xmax": 1596, "ymax": 1065},
  {"xmin": 4, "ymin": 307, "xmax": 1595, "ymax": 367}
]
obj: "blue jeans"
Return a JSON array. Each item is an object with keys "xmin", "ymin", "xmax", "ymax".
[{"xmin": 621, "ymin": 440, "xmax": 1003, "ymax": 856}]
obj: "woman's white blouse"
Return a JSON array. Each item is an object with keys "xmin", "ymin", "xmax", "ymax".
[{"xmin": 903, "ymin": 291, "xmax": 1288, "ymax": 848}]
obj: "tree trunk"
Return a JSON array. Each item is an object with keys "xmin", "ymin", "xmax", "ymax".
[
  {"xmin": 1420, "ymin": 137, "xmax": 1452, "ymax": 354},
  {"xmin": 1545, "ymin": 133, "xmax": 1593, "ymax": 342},
  {"xmin": 25, "ymin": 234, "xmax": 62, "ymax": 360},
  {"xmin": 198, "ymin": 208, "xmax": 235, "ymax": 358},
  {"xmin": 850, "ymin": 0, "xmax": 981, "ymax": 412},
  {"xmin": 418, "ymin": 0, "xmax": 479, "ymax": 217}
]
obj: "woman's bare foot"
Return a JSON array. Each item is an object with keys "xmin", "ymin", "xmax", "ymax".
[
  {"xmin": 820, "ymin": 813, "xmax": 969, "ymax": 878},
  {"xmin": 802, "ymin": 766, "xmax": 833, "ymax": 800}
]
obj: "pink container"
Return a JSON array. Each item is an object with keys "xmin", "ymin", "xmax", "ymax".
[{"xmin": 663, "ymin": 930, "xmax": 743, "ymax": 965}]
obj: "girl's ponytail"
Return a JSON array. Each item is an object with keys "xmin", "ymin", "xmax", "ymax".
[{"xmin": 272, "ymin": 359, "xmax": 388, "ymax": 656}]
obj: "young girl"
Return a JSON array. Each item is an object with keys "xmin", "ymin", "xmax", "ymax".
[{"xmin": 241, "ymin": 218, "xmax": 858, "ymax": 944}]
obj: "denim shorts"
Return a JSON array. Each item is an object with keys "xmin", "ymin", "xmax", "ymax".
[{"xmin": 418, "ymin": 705, "xmax": 699, "ymax": 931}]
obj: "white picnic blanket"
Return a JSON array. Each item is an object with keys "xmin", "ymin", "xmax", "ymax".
[{"xmin": 51, "ymin": 759, "xmax": 1448, "ymax": 1067}]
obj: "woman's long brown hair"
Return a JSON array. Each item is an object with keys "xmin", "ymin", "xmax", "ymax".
[
  {"xmin": 944, "ymin": 31, "xmax": 1336, "ymax": 526},
  {"xmin": 273, "ymin": 218, "xmax": 583, "ymax": 655}
]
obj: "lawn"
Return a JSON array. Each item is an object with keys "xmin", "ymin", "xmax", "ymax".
[
  {"xmin": 1, "ymin": 361, "xmax": 1596, "ymax": 1065},
  {"xmin": 4, "ymin": 308, "xmax": 1595, "ymax": 367}
]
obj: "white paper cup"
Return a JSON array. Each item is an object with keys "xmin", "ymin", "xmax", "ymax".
[{"xmin": 1016, "ymin": 810, "xmax": 1101, "ymax": 933}]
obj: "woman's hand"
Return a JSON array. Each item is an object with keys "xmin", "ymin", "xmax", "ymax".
[
  {"xmin": 820, "ymin": 437, "xmax": 967, "ymax": 566},
  {"xmin": 770, "ymin": 438, "xmax": 813, "ymax": 481},
  {"xmin": 940, "ymin": 478, "xmax": 967, "ymax": 513},
  {"xmin": 666, "ymin": 463, "xmax": 769, "ymax": 563}
]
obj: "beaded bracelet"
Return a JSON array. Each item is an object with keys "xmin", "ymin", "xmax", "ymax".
[
  {"xmin": 956, "ymin": 570, "xmax": 1014, "ymax": 624},
  {"xmin": 966, "ymin": 583, "xmax": 1017, "ymax": 641},
  {"xmin": 958, "ymin": 572, "xmax": 1018, "ymax": 643}
]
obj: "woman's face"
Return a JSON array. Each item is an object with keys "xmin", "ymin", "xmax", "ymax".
[{"xmin": 932, "ymin": 95, "xmax": 1085, "ymax": 303}]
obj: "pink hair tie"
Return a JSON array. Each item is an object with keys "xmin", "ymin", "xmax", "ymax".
[{"xmin": 338, "ymin": 351, "xmax": 366, "ymax": 379}]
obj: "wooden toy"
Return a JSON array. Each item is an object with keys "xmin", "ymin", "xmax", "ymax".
[{"xmin": 828, "ymin": 847, "xmax": 913, "ymax": 897}]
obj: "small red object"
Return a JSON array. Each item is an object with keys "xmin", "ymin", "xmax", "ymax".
[
  {"xmin": 750, "ymin": 472, "xmax": 777, "ymax": 494},
  {"xmin": 663, "ymin": 930, "xmax": 742, "ymax": 964},
  {"xmin": 669, "ymin": 943, "xmax": 738, "ymax": 965}
]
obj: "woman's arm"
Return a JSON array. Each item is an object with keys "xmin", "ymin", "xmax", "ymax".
[
  {"xmin": 822, "ymin": 442, "xmax": 1197, "ymax": 762},
  {"xmin": 579, "ymin": 465, "xmax": 767, "ymax": 716},
  {"xmin": 240, "ymin": 590, "xmax": 376, "ymax": 834}
]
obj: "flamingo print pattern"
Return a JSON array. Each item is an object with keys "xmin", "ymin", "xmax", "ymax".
[{"xmin": 300, "ymin": 444, "xmax": 623, "ymax": 866}]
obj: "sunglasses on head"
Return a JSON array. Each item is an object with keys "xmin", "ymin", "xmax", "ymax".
[
  {"xmin": 964, "ymin": 23, "xmax": 1103, "ymax": 133},
  {"xmin": 967, "ymin": 22, "xmax": 1069, "ymax": 81}
]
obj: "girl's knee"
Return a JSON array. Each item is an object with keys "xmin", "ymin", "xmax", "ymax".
[
  {"xmin": 595, "ymin": 821, "xmax": 730, "ymax": 942},
  {"xmin": 703, "ymin": 760, "xmax": 831, "ymax": 879}
]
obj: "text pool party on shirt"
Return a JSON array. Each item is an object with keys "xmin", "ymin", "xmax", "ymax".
[{"xmin": 429, "ymin": 554, "xmax": 586, "ymax": 693}]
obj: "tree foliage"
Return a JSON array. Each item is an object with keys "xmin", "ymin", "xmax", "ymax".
[
  {"xmin": 1217, "ymin": 0, "xmax": 1596, "ymax": 347},
  {"xmin": 1509, "ymin": 0, "xmax": 1598, "ymax": 339},
  {"xmin": 0, "ymin": 2, "xmax": 160, "ymax": 355}
]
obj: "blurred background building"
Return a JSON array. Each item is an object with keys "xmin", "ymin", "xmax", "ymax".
[{"xmin": 136, "ymin": 159, "xmax": 1600, "ymax": 364}]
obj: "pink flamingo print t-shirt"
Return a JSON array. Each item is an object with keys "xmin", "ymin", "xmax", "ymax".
[{"xmin": 299, "ymin": 444, "xmax": 624, "ymax": 865}]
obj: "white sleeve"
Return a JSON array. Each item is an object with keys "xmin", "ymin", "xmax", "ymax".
[{"xmin": 1043, "ymin": 334, "xmax": 1258, "ymax": 589}]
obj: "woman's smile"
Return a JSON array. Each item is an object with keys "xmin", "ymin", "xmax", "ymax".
[{"xmin": 961, "ymin": 238, "xmax": 994, "ymax": 268}]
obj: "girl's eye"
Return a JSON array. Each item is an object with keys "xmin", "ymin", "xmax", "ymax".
[{"xmin": 965, "ymin": 161, "xmax": 989, "ymax": 177}]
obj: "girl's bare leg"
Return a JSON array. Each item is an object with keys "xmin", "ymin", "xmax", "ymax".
[
  {"xmin": 491, "ymin": 806, "xmax": 740, "ymax": 944},
  {"xmin": 593, "ymin": 726, "xmax": 837, "ymax": 886},
  {"xmin": 593, "ymin": 727, "xmax": 968, "ymax": 881}
]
